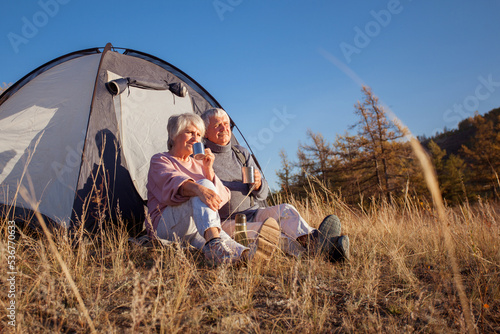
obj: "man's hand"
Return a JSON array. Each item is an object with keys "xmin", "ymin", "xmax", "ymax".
[{"xmin": 253, "ymin": 169, "xmax": 262, "ymax": 190}]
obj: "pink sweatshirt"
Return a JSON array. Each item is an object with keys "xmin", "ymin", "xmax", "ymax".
[{"xmin": 146, "ymin": 152, "xmax": 230, "ymax": 235}]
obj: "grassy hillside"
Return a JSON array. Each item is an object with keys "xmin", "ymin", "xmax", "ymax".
[{"xmin": 1, "ymin": 193, "xmax": 499, "ymax": 333}]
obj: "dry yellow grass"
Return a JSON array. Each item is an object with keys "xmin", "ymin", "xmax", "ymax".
[{"xmin": 1, "ymin": 191, "xmax": 499, "ymax": 333}]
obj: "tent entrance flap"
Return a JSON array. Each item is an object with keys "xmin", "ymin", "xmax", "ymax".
[{"xmin": 108, "ymin": 71, "xmax": 194, "ymax": 200}]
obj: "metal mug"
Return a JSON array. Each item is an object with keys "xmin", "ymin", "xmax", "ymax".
[
  {"xmin": 242, "ymin": 166, "xmax": 255, "ymax": 184},
  {"xmin": 192, "ymin": 142, "xmax": 205, "ymax": 160}
]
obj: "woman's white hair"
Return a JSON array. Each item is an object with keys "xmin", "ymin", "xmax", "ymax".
[
  {"xmin": 201, "ymin": 108, "xmax": 228, "ymax": 130},
  {"xmin": 167, "ymin": 113, "xmax": 205, "ymax": 150}
]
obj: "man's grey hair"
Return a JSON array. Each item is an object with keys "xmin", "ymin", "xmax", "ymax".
[
  {"xmin": 167, "ymin": 113, "xmax": 205, "ymax": 150},
  {"xmin": 201, "ymin": 108, "xmax": 228, "ymax": 130}
]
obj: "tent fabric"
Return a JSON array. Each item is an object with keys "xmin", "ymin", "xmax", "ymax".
[
  {"xmin": 122, "ymin": 49, "xmax": 217, "ymax": 113},
  {"xmin": 0, "ymin": 48, "xmax": 101, "ymax": 106},
  {"xmin": 0, "ymin": 54, "xmax": 101, "ymax": 227},
  {"xmin": 0, "ymin": 43, "xmax": 245, "ymax": 235}
]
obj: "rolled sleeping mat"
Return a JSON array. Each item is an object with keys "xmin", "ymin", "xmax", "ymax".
[
  {"xmin": 107, "ymin": 78, "xmax": 186, "ymax": 97},
  {"xmin": 129, "ymin": 79, "xmax": 169, "ymax": 91},
  {"xmin": 106, "ymin": 78, "xmax": 129, "ymax": 95}
]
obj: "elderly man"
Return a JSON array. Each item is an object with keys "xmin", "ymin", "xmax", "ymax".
[{"xmin": 201, "ymin": 108, "xmax": 350, "ymax": 262}]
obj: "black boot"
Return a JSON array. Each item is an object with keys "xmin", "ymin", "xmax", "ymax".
[
  {"xmin": 328, "ymin": 235, "xmax": 350, "ymax": 262},
  {"xmin": 314, "ymin": 215, "xmax": 342, "ymax": 256}
]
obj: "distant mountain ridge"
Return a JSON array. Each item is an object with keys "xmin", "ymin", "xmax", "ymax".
[{"xmin": 421, "ymin": 107, "xmax": 500, "ymax": 156}]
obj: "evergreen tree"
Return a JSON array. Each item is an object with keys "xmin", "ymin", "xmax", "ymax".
[
  {"xmin": 442, "ymin": 154, "xmax": 466, "ymax": 203},
  {"xmin": 461, "ymin": 112, "xmax": 500, "ymax": 199},
  {"xmin": 428, "ymin": 140, "xmax": 446, "ymax": 173},
  {"xmin": 424, "ymin": 139, "xmax": 466, "ymax": 203}
]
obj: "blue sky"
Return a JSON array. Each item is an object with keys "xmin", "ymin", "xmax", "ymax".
[{"xmin": 2, "ymin": 0, "xmax": 500, "ymax": 190}]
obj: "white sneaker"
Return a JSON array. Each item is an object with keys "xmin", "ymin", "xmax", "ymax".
[{"xmin": 203, "ymin": 237, "xmax": 245, "ymax": 266}]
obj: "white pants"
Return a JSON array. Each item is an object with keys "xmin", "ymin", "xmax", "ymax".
[
  {"xmin": 221, "ymin": 203, "xmax": 315, "ymax": 252},
  {"xmin": 156, "ymin": 179, "xmax": 246, "ymax": 257}
]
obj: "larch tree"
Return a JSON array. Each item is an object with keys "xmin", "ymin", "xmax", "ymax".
[
  {"xmin": 276, "ymin": 149, "xmax": 293, "ymax": 193},
  {"xmin": 297, "ymin": 129, "xmax": 334, "ymax": 185},
  {"xmin": 344, "ymin": 86, "xmax": 405, "ymax": 199}
]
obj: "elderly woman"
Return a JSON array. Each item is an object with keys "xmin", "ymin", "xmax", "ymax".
[{"xmin": 146, "ymin": 113, "xmax": 248, "ymax": 265}]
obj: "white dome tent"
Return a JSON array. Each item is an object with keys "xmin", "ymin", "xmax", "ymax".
[{"xmin": 0, "ymin": 43, "xmax": 255, "ymax": 235}]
